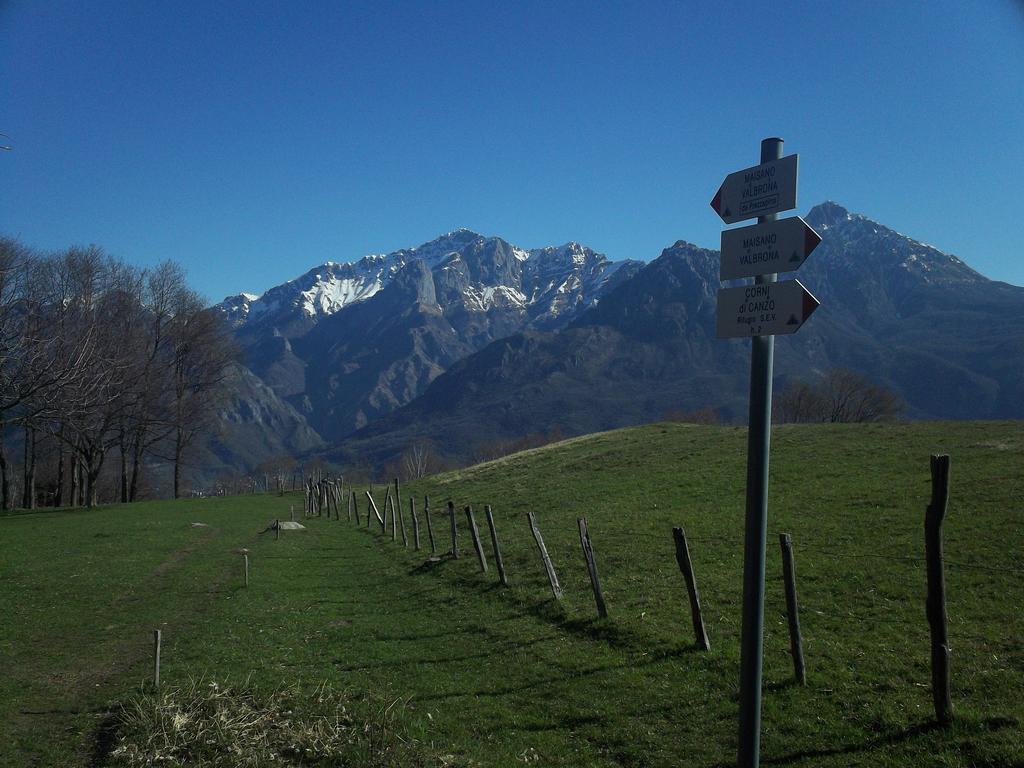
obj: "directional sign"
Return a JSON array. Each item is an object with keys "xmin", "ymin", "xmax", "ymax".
[
  {"xmin": 720, "ymin": 216, "xmax": 821, "ymax": 281},
  {"xmin": 716, "ymin": 279, "xmax": 819, "ymax": 338},
  {"xmin": 710, "ymin": 154, "xmax": 798, "ymax": 224}
]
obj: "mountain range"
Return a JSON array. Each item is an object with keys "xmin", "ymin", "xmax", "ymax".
[{"xmin": 206, "ymin": 202, "xmax": 1024, "ymax": 479}]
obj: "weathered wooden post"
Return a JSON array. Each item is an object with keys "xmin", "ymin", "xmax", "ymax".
[
  {"xmin": 243, "ymin": 553, "xmax": 249, "ymax": 587},
  {"xmin": 348, "ymin": 489, "xmax": 354, "ymax": 523},
  {"xmin": 465, "ymin": 506, "xmax": 488, "ymax": 572},
  {"xmin": 448, "ymin": 501, "xmax": 459, "ymax": 557},
  {"xmin": 383, "ymin": 486, "xmax": 394, "ymax": 538},
  {"xmin": 410, "ymin": 497, "xmax": 420, "ymax": 550},
  {"xmin": 484, "ymin": 505, "xmax": 508, "ymax": 586},
  {"xmin": 425, "ymin": 496, "xmax": 436, "ymax": 554},
  {"xmin": 153, "ymin": 629, "xmax": 162, "ymax": 688},
  {"xmin": 672, "ymin": 527, "xmax": 710, "ymax": 651},
  {"xmin": 399, "ymin": 496, "xmax": 408, "ymax": 547},
  {"xmin": 527, "ymin": 512, "xmax": 562, "ymax": 599},
  {"xmin": 777, "ymin": 533, "xmax": 806, "ymax": 683},
  {"xmin": 578, "ymin": 517, "xmax": 608, "ymax": 618},
  {"xmin": 275, "ymin": 518, "xmax": 280, "ymax": 541},
  {"xmin": 926, "ymin": 454, "xmax": 953, "ymax": 725},
  {"xmin": 366, "ymin": 491, "xmax": 384, "ymax": 531}
]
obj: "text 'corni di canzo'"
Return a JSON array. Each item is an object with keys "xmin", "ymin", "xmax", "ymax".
[{"xmin": 737, "ymin": 284, "xmax": 775, "ymax": 317}]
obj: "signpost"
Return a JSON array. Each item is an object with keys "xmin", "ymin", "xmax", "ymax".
[
  {"xmin": 710, "ymin": 138, "xmax": 821, "ymax": 768},
  {"xmin": 710, "ymin": 154, "xmax": 798, "ymax": 224},
  {"xmin": 720, "ymin": 217, "xmax": 821, "ymax": 281},
  {"xmin": 715, "ymin": 280, "xmax": 819, "ymax": 338}
]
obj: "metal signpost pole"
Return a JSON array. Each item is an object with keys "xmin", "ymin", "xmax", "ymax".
[{"xmin": 737, "ymin": 136, "xmax": 783, "ymax": 768}]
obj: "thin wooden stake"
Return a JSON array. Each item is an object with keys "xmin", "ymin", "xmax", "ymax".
[
  {"xmin": 425, "ymin": 496, "xmax": 436, "ymax": 553},
  {"xmin": 366, "ymin": 491, "xmax": 384, "ymax": 529},
  {"xmin": 348, "ymin": 489, "xmax": 354, "ymax": 523},
  {"xmin": 275, "ymin": 518, "xmax": 280, "ymax": 541},
  {"xmin": 578, "ymin": 517, "xmax": 608, "ymax": 618},
  {"xmin": 399, "ymin": 495, "xmax": 408, "ymax": 547},
  {"xmin": 527, "ymin": 511, "xmax": 562, "ymax": 599},
  {"xmin": 243, "ymin": 553, "xmax": 249, "ymax": 587},
  {"xmin": 378, "ymin": 489, "xmax": 389, "ymax": 536},
  {"xmin": 778, "ymin": 533, "xmax": 805, "ymax": 681},
  {"xmin": 448, "ymin": 501, "xmax": 459, "ymax": 558},
  {"xmin": 485, "ymin": 505, "xmax": 508, "ymax": 586},
  {"xmin": 411, "ymin": 497, "xmax": 420, "ymax": 550},
  {"xmin": 672, "ymin": 527, "xmax": 710, "ymax": 651},
  {"xmin": 925, "ymin": 454, "xmax": 954, "ymax": 725},
  {"xmin": 153, "ymin": 629, "xmax": 161, "ymax": 688},
  {"xmin": 465, "ymin": 506, "xmax": 488, "ymax": 572},
  {"xmin": 290, "ymin": 504, "xmax": 295, "ymax": 522}
]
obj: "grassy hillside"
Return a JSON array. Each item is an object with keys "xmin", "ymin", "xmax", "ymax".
[{"xmin": 1, "ymin": 421, "xmax": 1021, "ymax": 766}]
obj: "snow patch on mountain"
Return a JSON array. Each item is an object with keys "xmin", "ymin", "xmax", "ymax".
[
  {"xmin": 216, "ymin": 228, "xmax": 639, "ymax": 331},
  {"xmin": 298, "ymin": 275, "xmax": 384, "ymax": 317}
]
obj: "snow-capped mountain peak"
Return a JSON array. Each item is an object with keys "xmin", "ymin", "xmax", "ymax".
[{"xmin": 215, "ymin": 230, "xmax": 640, "ymax": 333}]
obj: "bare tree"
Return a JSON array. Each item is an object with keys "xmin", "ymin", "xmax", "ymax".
[
  {"xmin": 117, "ymin": 262, "xmax": 189, "ymax": 501},
  {"xmin": 775, "ymin": 380, "xmax": 829, "ymax": 424},
  {"xmin": 0, "ymin": 240, "xmax": 98, "ymax": 507},
  {"xmin": 166, "ymin": 291, "xmax": 237, "ymax": 498},
  {"xmin": 400, "ymin": 439, "xmax": 441, "ymax": 480},
  {"xmin": 775, "ymin": 368, "xmax": 903, "ymax": 424}
]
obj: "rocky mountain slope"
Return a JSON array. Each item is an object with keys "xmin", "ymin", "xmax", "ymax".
[
  {"xmin": 326, "ymin": 203, "xmax": 1024, "ymax": 467},
  {"xmin": 216, "ymin": 230, "xmax": 641, "ymax": 440}
]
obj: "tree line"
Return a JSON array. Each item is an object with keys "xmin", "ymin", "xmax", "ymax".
[{"xmin": 0, "ymin": 237, "xmax": 236, "ymax": 509}]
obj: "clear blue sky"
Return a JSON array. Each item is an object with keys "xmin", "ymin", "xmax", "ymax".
[{"xmin": 3, "ymin": 1, "xmax": 1023, "ymax": 302}]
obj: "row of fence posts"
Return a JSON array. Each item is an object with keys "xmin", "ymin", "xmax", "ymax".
[{"xmin": 150, "ymin": 455, "xmax": 954, "ymax": 727}]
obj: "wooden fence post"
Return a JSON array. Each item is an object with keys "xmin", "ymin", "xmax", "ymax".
[
  {"xmin": 465, "ymin": 506, "xmax": 488, "ymax": 572},
  {"xmin": 672, "ymin": 527, "xmax": 710, "ymax": 651},
  {"xmin": 366, "ymin": 491, "xmax": 384, "ymax": 530},
  {"xmin": 348, "ymin": 489, "xmax": 354, "ymax": 523},
  {"xmin": 275, "ymin": 518, "xmax": 280, "ymax": 541},
  {"xmin": 448, "ymin": 501, "xmax": 459, "ymax": 558},
  {"xmin": 926, "ymin": 454, "xmax": 953, "ymax": 725},
  {"xmin": 153, "ymin": 629, "xmax": 162, "ymax": 688},
  {"xmin": 425, "ymin": 496, "xmax": 436, "ymax": 554},
  {"xmin": 384, "ymin": 487, "xmax": 394, "ymax": 538},
  {"xmin": 527, "ymin": 512, "xmax": 562, "ymax": 599},
  {"xmin": 399, "ymin": 495, "xmax": 408, "ymax": 547},
  {"xmin": 243, "ymin": 553, "xmax": 249, "ymax": 587},
  {"xmin": 484, "ymin": 505, "xmax": 508, "ymax": 586},
  {"xmin": 411, "ymin": 497, "xmax": 420, "ymax": 550},
  {"xmin": 778, "ymin": 533, "xmax": 805, "ymax": 682},
  {"xmin": 578, "ymin": 517, "xmax": 608, "ymax": 618}
]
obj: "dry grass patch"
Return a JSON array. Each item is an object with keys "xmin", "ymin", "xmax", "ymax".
[{"xmin": 104, "ymin": 678, "xmax": 436, "ymax": 767}]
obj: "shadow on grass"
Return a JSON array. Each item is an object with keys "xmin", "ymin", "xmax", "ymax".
[
  {"xmin": 757, "ymin": 715, "xmax": 1019, "ymax": 766},
  {"xmin": 407, "ymin": 553, "xmax": 457, "ymax": 575},
  {"xmin": 330, "ymin": 632, "xmax": 559, "ymax": 673},
  {"xmin": 89, "ymin": 711, "xmax": 119, "ymax": 768}
]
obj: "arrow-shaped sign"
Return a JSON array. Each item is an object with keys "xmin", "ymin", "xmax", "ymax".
[
  {"xmin": 720, "ymin": 216, "xmax": 821, "ymax": 281},
  {"xmin": 710, "ymin": 154, "xmax": 798, "ymax": 224},
  {"xmin": 716, "ymin": 279, "xmax": 819, "ymax": 338}
]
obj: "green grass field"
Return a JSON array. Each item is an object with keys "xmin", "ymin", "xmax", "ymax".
[{"xmin": 2, "ymin": 421, "xmax": 1022, "ymax": 767}]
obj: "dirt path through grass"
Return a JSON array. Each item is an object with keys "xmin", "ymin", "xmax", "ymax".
[{"xmin": 0, "ymin": 500, "xmax": 276, "ymax": 766}]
